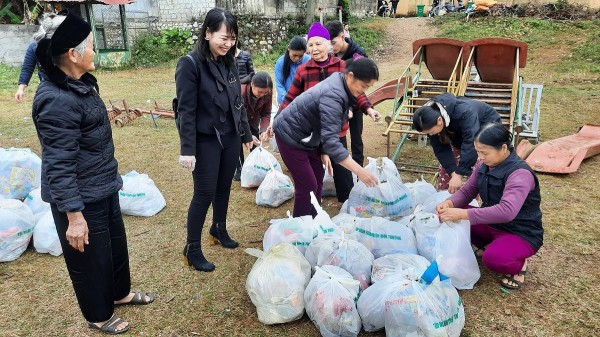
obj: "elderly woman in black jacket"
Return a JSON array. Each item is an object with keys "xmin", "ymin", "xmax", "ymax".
[
  {"xmin": 32, "ymin": 12, "xmax": 153, "ymax": 335},
  {"xmin": 412, "ymin": 93, "xmax": 501, "ymax": 193},
  {"xmin": 272, "ymin": 58, "xmax": 379, "ymax": 217},
  {"xmin": 175, "ymin": 8, "xmax": 256, "ymax": 272}
]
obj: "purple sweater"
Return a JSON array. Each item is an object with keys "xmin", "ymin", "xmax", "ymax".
[{"xmin": 449, "ymin": 161, "xmax": 535, "ymax": 225}]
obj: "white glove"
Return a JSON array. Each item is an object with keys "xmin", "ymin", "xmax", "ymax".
[{"xmin": 179, "ymin": 155, "xmax": 196, "ymax": 172}]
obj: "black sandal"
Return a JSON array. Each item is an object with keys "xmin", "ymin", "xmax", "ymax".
[
  {"xmin": 87, "ymin": 315, "xmax": 130, "ymax": 335},
  {"xmin": 115, "ymin": 291, "xmax": 155, "ymax": 306},
  {"xmin": 500, "ymin": 267, "xmax": 527, "ymax": 290}
]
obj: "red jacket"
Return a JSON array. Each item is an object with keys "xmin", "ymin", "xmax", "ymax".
[
  {"xmin": 241, "ymin": 83, "xmax": 272, "ymax": 133},
  {"xmin": 279, "ymin": 54, "xmax": 373, "ymax": 137}
]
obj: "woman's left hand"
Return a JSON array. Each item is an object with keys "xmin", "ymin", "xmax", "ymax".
[
  {"xmin": 438, "ymin": 207, "xmax": 469, "ymax": 223},
  {"xmin": 367, "ymin": 108, "xmax": 381, "ymax": 123},
  {"xmin": 321, "ymin": 154, "xmax": 333, "ymax": 176}
]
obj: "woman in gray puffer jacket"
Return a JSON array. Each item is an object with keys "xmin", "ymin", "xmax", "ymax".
[{"xmin": 271, "ymin": 58, "xmax": 380, "ymax": 217}]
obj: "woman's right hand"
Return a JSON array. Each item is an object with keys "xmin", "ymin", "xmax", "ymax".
[
  {"xmin": 436, "ymin": 199, "xmax": 454, "ymax": 214},
  {"xmin": 357, "ymin": 167, "xmax": 377, "ymax": 187}
]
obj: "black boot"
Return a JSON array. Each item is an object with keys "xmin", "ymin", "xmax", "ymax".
[
  {"xmin": 183, "ymin": 242, "xmax": 215, "ymax": 272},
  {"xmin": 233, "ymin": 166, "xmax": 241, "ymax": 181},
  {"xmin": 209, "ymin": 222, "xmax": 239, "ymax": 249}
]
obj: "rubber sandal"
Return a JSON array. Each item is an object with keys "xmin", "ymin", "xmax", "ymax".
[
  {"xmin": 115, "ymin": 291, "xmax": 155, "ymax": 306},
  {"xmin": 87, "ymin": 315, "xmax": 130, "ymax": 335},
  {"xmin": 500, "ymin": 267, "xmax": 527, "ymax": 290}
]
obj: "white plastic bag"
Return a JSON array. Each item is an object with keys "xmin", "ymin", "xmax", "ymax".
[
  {"xmin": 353, "ymin": 216, "xmax": 417, "ymax": 258},
  {"xmin": 422, "ymin": 190, "xmax": 479, "ymax": 213},
  {"xmin": 371, "ymin": 253, "xmax": 431, "ymax": 283},
  {"xmin": 435, "ymin": 220, "xmax": 480, "ymax": 290},
  {"xmin": 305, "ymin": 232, "xmax": 374, "ymax": 290},
  {"xmin": 384, "ymin": 277, "xmax": 465, "ymax": 337},
  {"xmin": 405, "ymin": 177, "xmax": 437, "ymax": 205},
  {"xmin": 0, "ymin": 199, "xmax": 35, "ymax": 262},
  {"xmin": 346, "ymin": 157, "xmax": 415, "ymax": 219},
  {"xmin": 0, "ymin": 148, "xmax": 42, "ymax": 199},
  {"xmin": 23, "ymin": 188, "xmax": 50, "ymax": 222},
  {"xmin": 118, "ymin": 171, "xmax": 166, "ymax": 217},
  {"xmin": 412, "ymin": 211, "xmax": 441, "ymax": 261},
  {"xmin": 304, "ymin": 265, "xmax": 361, "ymax": 337},
  {"xmin": 322, "ymin": 166, "xmax": 336, "ymax": 197},
  {"xmin": 241, "ymin": 146, "xmax": 282, "ymax": 188},
  {"xmin": 331, "ymin": 213, "xmax": 361, "ymax": 235},
  {"xmin": 256, "ymin": 165, "xmax": 294, "ymax": 207},
  {"xmin": 263, "ymin": 213, "xmax": 316, "ymax": 254},
  {"xmin": 245, "ymin": 243, "xmax": 311, "ymax": 325},
  {"xmin": 33, "ymin": 210, "xmax": 62, "ymax": 256}
]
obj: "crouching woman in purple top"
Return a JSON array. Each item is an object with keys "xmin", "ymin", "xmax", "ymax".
[{"xmin": 436, "ymin": 123, "xmax": 543, "ymax": 290}]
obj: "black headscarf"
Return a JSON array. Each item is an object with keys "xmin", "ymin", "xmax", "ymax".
[{"xmin": 35, "ymin": 11, "xmax": 92, "ymax": 72}]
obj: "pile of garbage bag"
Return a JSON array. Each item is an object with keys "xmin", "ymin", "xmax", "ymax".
[
  {"xmin": 0, "ymin": 148, "xmax": 41, "ymax": 199},
  {"xmin": 118, "ymin": 171, "xmax": 166, "ymax": 217}
]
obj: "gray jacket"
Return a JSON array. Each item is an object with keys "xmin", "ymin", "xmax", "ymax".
[{"xmin": 273, "ymin": 72, "xmax": 354, "ymax": 164}]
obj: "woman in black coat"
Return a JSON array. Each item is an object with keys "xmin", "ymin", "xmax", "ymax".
[
  {"xmin": 175, "ymin": 8, "xmax": 256, "ymax": 272},
  {"xmin": 412, "ymin": 93, "xmax": 501, "ymax": 193}
]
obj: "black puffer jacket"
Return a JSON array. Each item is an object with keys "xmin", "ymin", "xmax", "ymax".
[
  {"xmin": 235, "ymin": 49, "xmax": 254, "ymax": 79},
  {"xmin": 428, "ymin": 93, "xmax": 501, "ymax": 176},
  {"xmin": 339, "ymin": 38, "xmax": 367, "ymax": 61},
  {"xmin": 32, "ymin": 68, "xmax": 122, "ymax": 213},
  {"xmin": 273, "ymin": 72, "xmax": 354, "ymax": 164}
]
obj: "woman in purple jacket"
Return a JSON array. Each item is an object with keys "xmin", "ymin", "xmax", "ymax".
[{"xmin": 437, "ymin": 123, "xmax": 543, "ymax": 290}]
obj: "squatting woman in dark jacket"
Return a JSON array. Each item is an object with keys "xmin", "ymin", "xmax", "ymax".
[
  {"xmin": 272, "ymin": 58, "xmax": 379, "ymax": 217},
  {"xmin": 32, "ymin": 12, "xmax": 153, "ymax": 335},
  {"xmin": 412, "ymin": 93, "xmax": 501, "ymax": 193},
  {"xmin": 437, "ymin": 123, "xmax": 543, "ymax": 290},
  {"xmin": 175, "ymin": 8, "xmax": 256, "ymax": 272}
]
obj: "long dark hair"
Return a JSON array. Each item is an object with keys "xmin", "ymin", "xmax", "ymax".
[
  {"xmin": 194, "ymin": 8, "xmax": 238, "ymax": 68},
  {"xmin": 283, "ymin": 36, "xmax": 307, "ymax": 80},
  {"xmin": 474, "ymin": 123, "xmax": 513, "ymax": 150},
  {"xmin": 412, "ymin": 104, "xmax": 453, "ymax": 144}
]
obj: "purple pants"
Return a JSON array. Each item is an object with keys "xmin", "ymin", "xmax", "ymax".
[
  {"xmin": 276, "ymin": 137, "xmax": 324, "ymax": 217},
  {"xmin": 471, "ymin": 223, "xmax": 535, "ymax": 275}
]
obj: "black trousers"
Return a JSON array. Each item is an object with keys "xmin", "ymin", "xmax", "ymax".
[
  {"xmin": 237, "ymin": 126, "xmax": 259, "ymax": 168},
  {"xmin": 51, "ymin": 192, "xmax": 131, "ymax": 323},
  {"xmin": 332, "ymin": 137, "xmax": 355, "ymax": 203},
  {"xmin": 349, "ymin": 111, "xmax": 365, "ymax": 167},
  {"xmin": 188, "ymin": 132, "xmax": 240, "ymax": 243}
]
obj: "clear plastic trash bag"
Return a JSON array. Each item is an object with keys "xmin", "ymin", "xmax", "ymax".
[
  {"xmin": 256, "ymin": 166, "xmax": 294, "ymax": 207},
  {"xmin": 23, "ymin": 188, "xmax": 50, "ymax": 223},
  {"xmin": 0, "ymin": 148, "xmax": 42, "ymax": 199},
  {"xmin": 33, "ymin": 210, "xmax": 62, "ymax": 256},
  {"xmin": 241, "ymin": 146, "xmax": 282, "ymax": 188},
  {"xmin": 119, "ymin": 171, "xmax": 166, "ymax": 217},
  {"xmin": 353, "ymin": 216, "xmax": 417, "ymax": 259},
  {"xmin": 371, "ymin": 253, "xmax": 431, "ymax": 283},
  {"xmin": 0, "ymin": 199, "xmax": 35, "ymax": 262},
  {"xmin": 304, "ymin": 265, "xmax": 361, "ymax": 337},
  {"xmin": 405, "ymin": 177, "xmax": 437, "ymax": 206},
  {"xmin": 245, "ymin": 243, "xmax": 311, "ymax": 325},
  {"xmin": 264, "ymin": 212, "xmax": 316, "ymax": 255}
]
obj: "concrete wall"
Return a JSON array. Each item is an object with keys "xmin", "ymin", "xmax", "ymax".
[{"xmin": 0, "ymin": 25, "xmax": 39, "ymax": 67}]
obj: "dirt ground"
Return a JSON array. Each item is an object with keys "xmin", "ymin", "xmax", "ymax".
[{"xmin": 1, "ymin": 17, "xmax": 599, "ymax": 337}]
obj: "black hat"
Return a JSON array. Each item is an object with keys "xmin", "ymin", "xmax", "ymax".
[
  {"xmin": 50, "ymin": 11, "xmax": 92, "ymax": 56},
  {"xmin": 35, "ymin": 11, "xmax": 92, "ymax": 72}
]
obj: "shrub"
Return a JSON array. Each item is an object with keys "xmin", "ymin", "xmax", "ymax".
[{"xmin": 131, "ymin": 28, "xmax": 195, "ymax": 67}]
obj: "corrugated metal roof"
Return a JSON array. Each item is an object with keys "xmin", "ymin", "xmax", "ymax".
[{"xmin": 44, "ymin": 0, "xmax": 135, "ymax": 4}]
